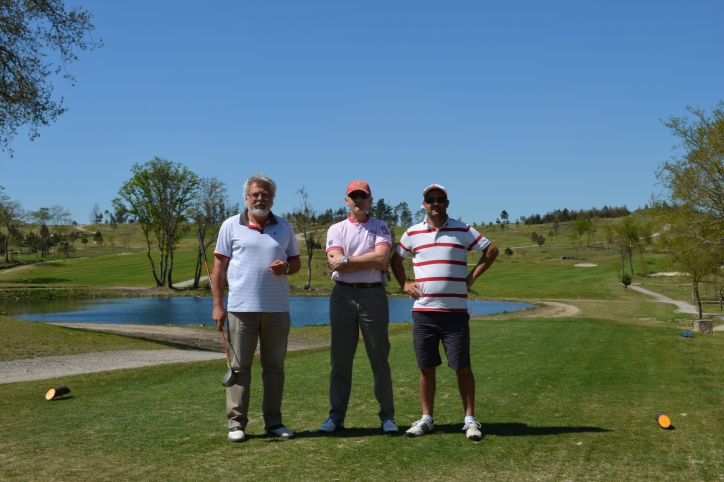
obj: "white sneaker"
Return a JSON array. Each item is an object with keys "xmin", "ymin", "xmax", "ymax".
[
  {"xmin": 381, "ymin": 420, "xmax": 398, "ymax": 434},
  {"xmin": 463, "ymin": 420, "xmax": 482, "ymax": 441},
  {"xmin": 318, "ymin": 418, "xmax": 344, "ymax": 433},
  {"xmin": 228, "ymin": 426, "xmax": 245, "ymax": 442},
  {"xmin": 266, "ymin": 424, "xmax": 294, "ymax": 439},
  {"xmin": 405, "ymin": 418, "xmax": 434, "ymax": 437}
]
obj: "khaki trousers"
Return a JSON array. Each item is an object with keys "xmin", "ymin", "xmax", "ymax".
[
  {"xmin": 328, "ymin": 284, "xmax": 395, "ymax": 423},
  {"xmin": 226, "ymin": 311, "xmax": 290, "ymax": 429}
]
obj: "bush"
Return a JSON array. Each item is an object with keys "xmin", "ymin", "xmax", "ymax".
[{"xmin": 621, "ymin": 273, "xmax": 632, "ymax": 289}]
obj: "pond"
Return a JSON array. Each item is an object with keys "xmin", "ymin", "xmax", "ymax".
[{"xmin": 0, "ymin": 297, "xmax": 534, "ymax": 328}]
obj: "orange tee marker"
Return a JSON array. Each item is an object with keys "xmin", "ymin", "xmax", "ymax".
[{"xmin": 655, "ymin": 412, "xmax": 671, "ymax": 428}]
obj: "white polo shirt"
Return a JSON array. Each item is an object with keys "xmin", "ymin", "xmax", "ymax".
[
  {"xmin": 326, "ymin": 215, "xmax": 393, "ymax": 283},
  {"xmin": 214, "ymin": 211, "xmax": 300, "ymax": 312},
  {"xmin": 396, "ymin": 217, "xmax": 490, "ymax": 312}
]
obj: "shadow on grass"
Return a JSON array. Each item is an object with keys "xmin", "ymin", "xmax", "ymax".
[
  {"xmin": 283, "ymin": 423, "xmax": 611, "ymax": 440},
  {"xmin": 275, "ymin": 427, "xmax": 400, "ymax": 439},
  {"xmin": 5, "ymin": 278, "xmax": 72, "ymax": 284}
]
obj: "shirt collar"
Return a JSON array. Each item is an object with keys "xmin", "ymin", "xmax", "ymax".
[
  {"xmin": 240, "ymin": 209, "xmax": 278, "ymax": 227},
  {"xmin": 424, "ymin": 215, "xmax": 449, "ymax": 230},
  {"xmin": 347, "ymin": 214, "xmax": 371, "ymax": 224}
]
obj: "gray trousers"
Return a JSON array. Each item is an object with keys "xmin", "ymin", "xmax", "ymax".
[
  {"xmin": 226, "ymin": 311, "xmax": 290, "ymax": 429},
  {"xmin": 328, "ymin": 283, "xmax": 394, "ymax": 423}
]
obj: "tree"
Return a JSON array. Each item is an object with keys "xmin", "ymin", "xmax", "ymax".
[
  {"xmin": 93, "ymin": 230, "xmax": 102, "ymax": 246},
  {"xmin": 89, "ymin": 203, "xmax": 103, "ymax": 224},
  {"xmin": 655, "ymin": 208, "xmax": 723, "ymax": 318},
  {"xmin": 571, "ymin": 216, "xmax": 589, "ymax": 247},
  {"xmin": 0, "ymin": 186, "xmax": 26, "ymax": 262},
  {"xmin": 373, "ymin": 198, "xmax": 395, "ymax": 226},
  {"xmin": 289, "ymin": 187, "xmax": 329, "ymax": 290},
  {"xmin": 587, "ymin": 217, "xmax": 599, "ymax": 247},
  {"xmin": 614, "ymin": 218, "xmax": 639, "ymax": 275},
  {"xmin": 30, "ymin": 204, "xmax": 71, "ymax": 257},
  {"xmin": 657, "ymin": 102, "xmax": 724, "ymax": 250},
  {"xmin": 1, "ymin": 0, "xmax": 102, "ymax": 155},
  {"xmin": 536, "ymin": 235, "xmax": 545, "ymax": 263},
  {"xmin": 190, "ymin": 176, "xmax": 231, "ymax": 289},
  {"xmin": 414, "ymin": 209, "xmax": 426, "ymax": 224},
  {"xmin": 500, "ymin": 210, "xmax": 509, "ymax": 224},
  {"xmin": 504, "ymin": 246, "xmax": 513, "ymax": 260},
  {"xmin": 114, "ymin": 157, "xmax": 199, "ymax": 288},
  {"xmin": 394, "ymin": 202, "xmax": 412, "ymax": 227}
]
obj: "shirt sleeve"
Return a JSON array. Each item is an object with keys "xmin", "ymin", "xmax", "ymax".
[
  {"xmin": 467, "ymin": 225, "xmax": 491, "ymax": 252},
  {"xmin": 214, "ymin": 220, "xmax": 232, "ymax": 258},
  {"xmin": 375, "ymin": 221, "xmax": 392, "ymax": 248},
  {"xmin": 286, "ymin": 222, "xmax": 301, "ymax": 259},
  {"xmin": 325, "ymin": 223, "xmax": 343, "ymax": 253},
  {"xmin": 395, "ymin": 230, "xmax": 412, "ymax": 258}
]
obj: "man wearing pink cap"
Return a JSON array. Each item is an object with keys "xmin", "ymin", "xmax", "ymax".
[
  {"xmin": 318, "ymin": 180, "xmax": 397, "ymax": 434},
  {"xmin": 391, "ymin": 183, "xmax": 498, "ymax": 441}
]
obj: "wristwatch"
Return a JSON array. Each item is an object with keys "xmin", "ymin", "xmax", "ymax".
[
  {"xmin": 284, "ymin": 261, "xmax": 290, "ymax": 274},
  {"xmin": 342, "ymin": 256, "xmax": 349, "ymax": 266}
]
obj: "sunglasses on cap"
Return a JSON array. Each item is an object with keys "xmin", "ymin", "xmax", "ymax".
[
  {"xmin": 348, "ymin": 192, "xmax": 370, "ymax": 200},
  {"xmin": 424, "ymin": 195, "xmax": 448, "ymax": 204}
]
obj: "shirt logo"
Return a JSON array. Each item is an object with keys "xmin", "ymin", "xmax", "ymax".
[
  {"xmin": 380, "ymin": 225, "xmax": 390, "ymax": 235},
  {"xmin": 328, "ymin": 240, "xmax": 333, "ymax": 246}
]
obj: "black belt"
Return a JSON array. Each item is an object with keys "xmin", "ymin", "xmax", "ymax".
[{"xmin": 335, "ymin": 281, "xmax": 383, "ymax": 289}]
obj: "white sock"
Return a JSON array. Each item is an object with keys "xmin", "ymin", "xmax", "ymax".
[
  {"xmin": 464, "ymin": 416, "xmax": 476, "ymax": 424},
  {"xmin": 422, "ymin": 414, "xmax": 433, "ymax": 424}
]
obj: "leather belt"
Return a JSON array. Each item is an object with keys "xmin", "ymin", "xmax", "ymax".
[{"xmin": 335, "ymin": 281, "xmax": 383, "ymax": 289}]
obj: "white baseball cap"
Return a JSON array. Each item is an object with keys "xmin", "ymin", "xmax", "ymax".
[{"xmin": 422, "ymin": 183, "xmax": 448, "ymax": 197}]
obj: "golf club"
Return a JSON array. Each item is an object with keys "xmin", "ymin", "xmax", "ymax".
[{"xmin": 197, "ymin": 229, "xmax": 239, "ymax": 387}]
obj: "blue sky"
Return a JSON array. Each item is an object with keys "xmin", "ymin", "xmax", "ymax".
[{"xmin": 3, "ymin": 0, "xmax": 723, "ymax": 226}]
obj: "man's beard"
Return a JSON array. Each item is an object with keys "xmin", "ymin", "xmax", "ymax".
[{"xmin": 250, "ymin": 206, "xmax": 271, "ymax": 217}]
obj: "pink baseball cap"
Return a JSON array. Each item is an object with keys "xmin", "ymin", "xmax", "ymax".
[
  {"xmin": 346, "ymin": 180, "xmax": 372, "ymax": 195},
  {"xmin": 422, "ymin": 183, "xmax": 447, "ymax": 197}
]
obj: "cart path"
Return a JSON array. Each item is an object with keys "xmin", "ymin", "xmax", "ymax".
[
  {"xmin": 627, "ymin": 285, "xmax": 724, "ymax": 329},
  {"xmin": 627, "ymin": 285, "xmax": 700, "ymax": 315}
]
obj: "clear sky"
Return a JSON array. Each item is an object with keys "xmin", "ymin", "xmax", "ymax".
[{"xmin": 3, "ymin": 0, "xmax": 723, "ymax": 226}]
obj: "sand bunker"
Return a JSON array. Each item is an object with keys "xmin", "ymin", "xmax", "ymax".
[
  {"xmin": 574, "ymin": 263, "xmax": 597, "ymax": 267},
  {"xmin": 646, "ymin": 272, "xmax": 686, "ymax": 277}
]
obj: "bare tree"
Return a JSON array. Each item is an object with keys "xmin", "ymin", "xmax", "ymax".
[
  {"xmin": 191, "ymin": 177, "xmax": 232, "ymax": 289},
  {"xmin": 289, "ymin": 187, "xmax": 329, "ymax": 290},
  {"xmin": 89, "ymin": 203, "xmax": 103, "ymax": 224}
]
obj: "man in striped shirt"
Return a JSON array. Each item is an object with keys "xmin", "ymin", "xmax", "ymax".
[{"xmin": 390, "ymin": 183, "xmax": 498, "ymax": 441}]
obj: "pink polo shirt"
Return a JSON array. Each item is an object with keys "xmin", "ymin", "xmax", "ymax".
[{"xmin": 326, "ymin": 215, "xmax": 392, "ymax": 283}]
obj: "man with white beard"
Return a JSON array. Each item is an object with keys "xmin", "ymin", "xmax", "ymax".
[{"xmin": 212, "ymin": 173, "xmax": 301, "ymax": 442}]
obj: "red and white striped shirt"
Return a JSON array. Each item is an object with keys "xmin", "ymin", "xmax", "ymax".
[{"xmin": 396, "ymin": 217, "xmax": 490, "ymax": 312}]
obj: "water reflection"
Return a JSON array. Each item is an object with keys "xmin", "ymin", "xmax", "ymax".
[{"xmin": 0, "ymin": 297, "xmax": 533, "ymax": 327}]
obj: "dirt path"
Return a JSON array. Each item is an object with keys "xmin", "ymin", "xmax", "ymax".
[
  {"xmin": 0, "ymin": 323, "xmax": 330, "ymax": 384},
  {"xmin": 0, "ymin": 350, "xmax": 225, "ymax": 384},
  {"xmin": 519, "ymin": 301, "xmax": 581, "ymax": 318}
]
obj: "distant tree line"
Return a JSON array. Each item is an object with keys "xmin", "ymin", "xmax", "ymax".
[{"xmin": 521, "ymin": 205, "xmax": 630, "ymax": 225}]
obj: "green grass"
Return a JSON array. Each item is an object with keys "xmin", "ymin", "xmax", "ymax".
[
  {"xmin": 2, "ymin": 310, "xmax": 724, "ymax": 481},
  {"xmin": 0, "ymin": 315, "xmax": 171, "ymax": 361}
]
